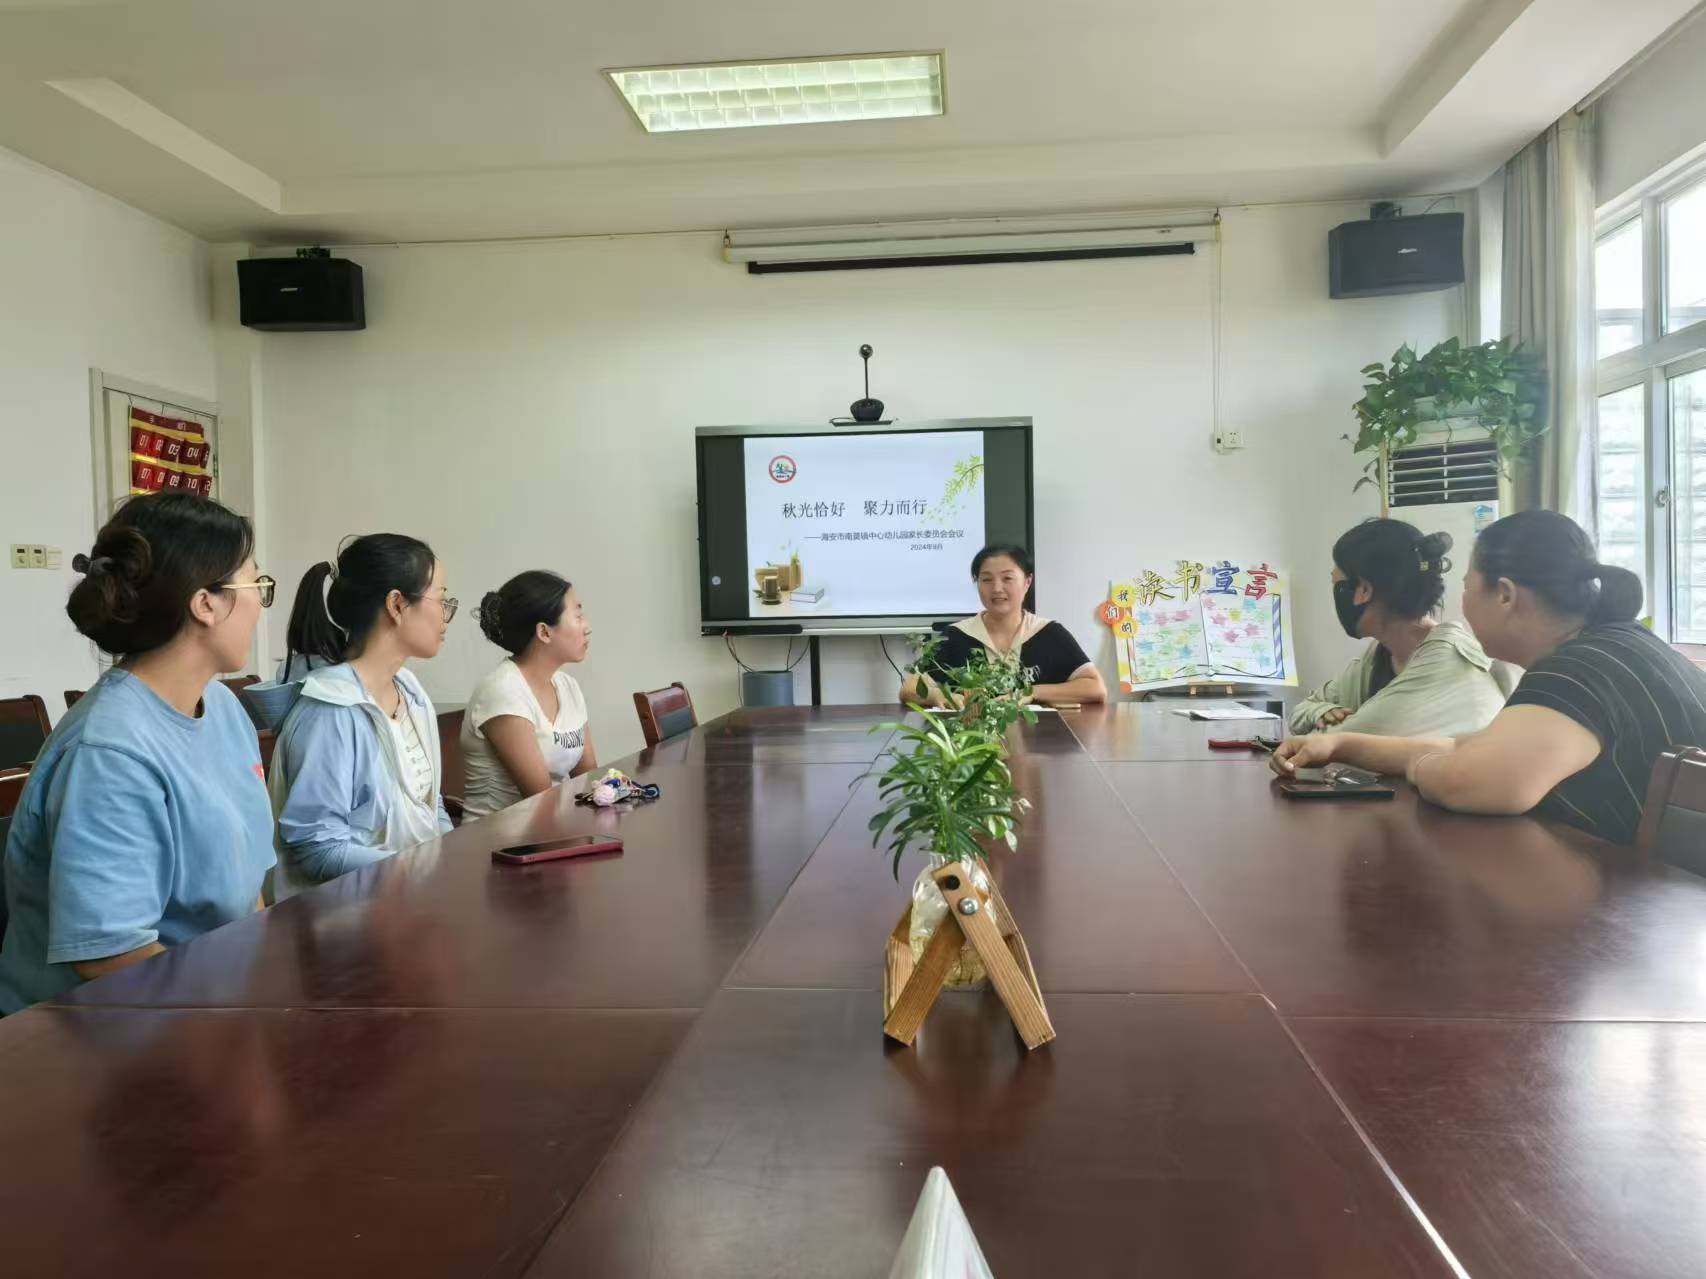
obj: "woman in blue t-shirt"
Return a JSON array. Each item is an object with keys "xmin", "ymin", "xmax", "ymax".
[{"xmin": 0, "ymin": 493, "xmax": 278, "ymax": 1012}]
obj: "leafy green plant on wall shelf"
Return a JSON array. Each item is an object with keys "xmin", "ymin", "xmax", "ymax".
[{"xmin": 1348, "ymin": 336, "xmax": 1544, "ymax": 494}]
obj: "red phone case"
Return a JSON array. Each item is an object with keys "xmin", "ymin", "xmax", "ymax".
[{"xmin": 491, "ymin": 837, "xmax": 624, "ymax": 865}]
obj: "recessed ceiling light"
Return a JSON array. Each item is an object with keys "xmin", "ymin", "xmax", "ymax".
[{"xmin": 606, "ymin": 53, "xmax": 944, "ymax": 134}]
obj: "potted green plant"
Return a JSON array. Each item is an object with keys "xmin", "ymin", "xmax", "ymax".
[
  {"xmin": 900, "ymin": 637, "xmax": 1039, "ymax": 736},
  {"xmin": 865, "ymin": 650, "xmax": 1035, "ymax": 988},
  {"xmin": 1348, "ymin": 336, "xmax": 1544, "ymax": 496}
]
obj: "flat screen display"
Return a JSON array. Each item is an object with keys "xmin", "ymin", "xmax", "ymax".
[{"xmin": 696, "ymin": 420, "xmax": 1034, "ymax": 631}]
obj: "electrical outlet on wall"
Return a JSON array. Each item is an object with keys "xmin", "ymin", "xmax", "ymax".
[
  {"xmin": 8, "ymin": 544, "xmax": 58, "ymax": 568},
  {"xmin": 1212, "ymin": 430, "xmax": 1246, "ymax": 453}
]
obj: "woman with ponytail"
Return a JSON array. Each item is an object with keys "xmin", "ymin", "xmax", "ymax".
[
  {"xmin": 1290, "ymin": 518, "xmax": 1512, "ymax": 738},
  {"xmin": 1274, "ymin": 510, "xmax": 1706, "ymax": 842},
  {"xmin": 459, "ymin": 571, "xmax": 597, "ymax": 819},
  {"xmin": 0, "ymin": 493, "xmax": 277, "ymax": 1012},
  {"xmin": 269, "ymin": 534, "xmax": 456, "ymax": 897}
]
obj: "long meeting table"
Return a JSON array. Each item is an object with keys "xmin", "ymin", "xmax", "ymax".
[{"xmin": 2, "ymin": 703, "xmax": 1703, "ymax": 1277}]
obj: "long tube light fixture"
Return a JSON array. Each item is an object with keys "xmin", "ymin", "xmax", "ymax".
[{"xmin": 723, "ymin": 212, "xmax": 1218, "ymax": 273}]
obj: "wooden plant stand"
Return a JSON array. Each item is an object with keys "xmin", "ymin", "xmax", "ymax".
[{"xmin": 882, "ymin": 859, "xmax": 1055, "ymax": 1051}]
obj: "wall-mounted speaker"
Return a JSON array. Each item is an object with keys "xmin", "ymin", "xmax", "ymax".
[
  {"xmin": 238, "ymin": 257, "xmax": 365, "ymax": 330},
  {"xmin": 1329, "ymin": 213, "xmax": 1464, "ymax": 299}
]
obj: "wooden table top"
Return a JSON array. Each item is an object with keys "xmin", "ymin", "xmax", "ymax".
[{"xmin": 3, "ymin": 701, "xmax": 1699, "ymax": 1278}]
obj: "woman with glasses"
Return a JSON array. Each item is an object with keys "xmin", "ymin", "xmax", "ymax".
[
  {"xmin": 0, "ymin": 493, "xmax": 277, "ymax": 1012},
  {"xmin": 268, "ymin": 533, "xmax": 456, "ymax": 898}
]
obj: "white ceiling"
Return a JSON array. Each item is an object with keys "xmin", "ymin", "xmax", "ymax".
[{"xmin": 0, "ymin": 0, "xmax": 1696, "ymax": 243}]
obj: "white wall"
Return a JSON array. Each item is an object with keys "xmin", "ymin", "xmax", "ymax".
[
  {"xmin": 0, "ymin": 145, "xmax": 217, "ymax": 715},
  {"xmin": 258, "ymin": 199, "xmax": 1461, "ymax": 761},
  {"xmin": 1596, "ymin": 12, "xmax": 1706, "ymax": 205}
]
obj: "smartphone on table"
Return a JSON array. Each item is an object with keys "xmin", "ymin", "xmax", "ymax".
[
  {"xmin": 491, "ymin": 835, "xmax": 624, "ymax": 865},
  {"xmin": 1276, "ymin": 763, "xmax": 1395, "ymax": 800}
]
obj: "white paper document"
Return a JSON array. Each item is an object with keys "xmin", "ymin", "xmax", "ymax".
[{"xmin": 1170, "ymin": 703, "xmax": 1278, "ymax": 721}]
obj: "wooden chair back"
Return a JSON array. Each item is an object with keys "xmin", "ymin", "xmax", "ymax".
[
  {"xmin": 0, "ymin": 765, "xmax": 23, "ymax": 945},
  {"xmin": 0, "ymin": 766, "xmax": 27, "ymax": 821},
  {"xmin": 1637, "ymin": 747, "xmax": 1706, "ymax": 877},
  {"xmin": 0, "ymin": 695, "xmax": 51, "ymax": 771},
  {"xmin": 633, "ymin": 682, "xmax": 697, "ymax": 747},
  {"xmin": 438, "ymin": 709, "xmax": 466, "ymax": 824}
]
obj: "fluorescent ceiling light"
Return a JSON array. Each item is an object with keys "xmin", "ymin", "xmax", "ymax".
[{"xmin": 607, "ymin": 53, "xmax": 943, "ymax": 134}]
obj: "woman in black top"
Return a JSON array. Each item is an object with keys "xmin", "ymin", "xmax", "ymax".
[
  {"xmin": 1273, "ymin": 510, "xmax": 1706, "ymax": 843},
  {"xmin": 902, "ymin": 544, "xmax": 1107, "ymax": 708}
]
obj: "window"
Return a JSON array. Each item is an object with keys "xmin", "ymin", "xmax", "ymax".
[
  {"xmin": 1596, "ymin": 217, "xmax": 1643, "ymax": 357},
  {"xmin": 1665, "ymin": 180, "xmax": 1706, "ymax": 335},
  {"xmin": 1594, "ymin": 164, "xmax": 1706, "ymax": 642},
  {"xmin": 1595, "ymin": 384, "xmax": 1646, "ymax": 597},
  {"xmin": 1673, "ymin": 368, "xmax": 1706, "ymax": 641}
]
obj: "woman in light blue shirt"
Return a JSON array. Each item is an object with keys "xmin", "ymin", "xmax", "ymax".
[
  {"xmin": 269, "ymin": 535, "xmax": 456, "ymax": 898},
  {"xmin": 0, "ymin": 493, "xmax": 277, "ymax": 1013}
]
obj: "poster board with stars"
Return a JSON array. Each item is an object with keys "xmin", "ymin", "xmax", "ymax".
[{"xmin": 1098, "ymin": 559, "xmax": 1298, "ymax": 692}]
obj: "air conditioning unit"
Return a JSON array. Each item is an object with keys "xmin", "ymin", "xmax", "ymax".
[{"xmin": 1385, "ymin": 428, "xmax": 1500, "ymax": 624}]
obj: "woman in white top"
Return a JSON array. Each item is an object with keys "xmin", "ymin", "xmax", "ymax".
[{"xmin": 460, "ymin": 570, "xmax": 597, "ymax": 819}]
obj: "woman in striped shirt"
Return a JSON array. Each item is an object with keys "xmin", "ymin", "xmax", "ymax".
[{"xmin": 1273, "ymin": 511, "xmax": 1706, "ymax": 843}]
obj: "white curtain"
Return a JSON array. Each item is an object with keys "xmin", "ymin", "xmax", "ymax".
[{"xmin": 1501, "ymin": 106, "xmax": 1597, "ymax": 524}]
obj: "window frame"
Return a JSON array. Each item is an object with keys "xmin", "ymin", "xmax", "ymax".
[{"xmin": 1595, "ymin": 156, "xmax": 1706, "ymax": 644}]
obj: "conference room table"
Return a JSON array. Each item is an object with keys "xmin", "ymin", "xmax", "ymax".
[{"xmin": 3, "ymin": 702, "xmax": 1704, "ymax": 1277}]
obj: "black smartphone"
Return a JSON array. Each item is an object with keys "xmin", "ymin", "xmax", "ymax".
[{"xmin": 1277, "ymin": 764, "xmax": 1394, "ymax": 800}]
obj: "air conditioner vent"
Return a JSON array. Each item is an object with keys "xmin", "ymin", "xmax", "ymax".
[{"xmin": 1386, "ymin": 436, "xmax": 1499, "ymax": 508}]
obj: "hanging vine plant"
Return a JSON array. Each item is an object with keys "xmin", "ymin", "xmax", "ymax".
[{"xmin": 1348, "ymin": 336, "xmax": 1545, "ymax": 493}]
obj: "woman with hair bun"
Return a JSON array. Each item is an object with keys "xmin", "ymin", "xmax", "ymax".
[
  {"xmin": 1275, "ymin": 510, "xmax": 1706, "ymax": 842},
  {"xmin": 1290, "ymin": 518, "xmax": 1512, "ymax": 738},
  {"xmin": 0, "ymin": 492, "xmax": 277, "ymax": 1012},
  {"xmin": 459, "ymin": 571, "xmax": 597, "ymax": 820}
]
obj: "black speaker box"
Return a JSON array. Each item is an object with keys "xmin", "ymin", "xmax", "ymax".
[
  {"xmin": 1329, "ymin": 213, "xmax": 1464, "ymax": 299},
  {"xmin": 238, "ymin": 257, "xmax": 366, "ymax": 330}
]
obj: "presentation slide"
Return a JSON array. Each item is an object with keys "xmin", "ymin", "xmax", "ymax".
[{"xmin": 742, "ymin": 432, "xmax": 984, "ymax": 618}]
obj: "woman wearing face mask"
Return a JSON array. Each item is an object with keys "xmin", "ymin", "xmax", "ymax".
[
  {"xmin": 0, "ymin": 494, "xmax": 276, "ymax": 1012},
  {"xmin": 460, "ymin": 571, "xmax": 598, "ymax": 819},
  {"xmin": 1273, "ymin": 510, "xmax": 1706, "ymax": 843},
  {"xmin": 901, "ymin": 543, "xmax": 1107, "ymax": 707},
  {"xmin": 269, "ymin": 534, "xmax": 456, "ymax": 898},
  {"xmin": 1289, "ymin": 519, "xmax": 1512, "ymax": 738}
]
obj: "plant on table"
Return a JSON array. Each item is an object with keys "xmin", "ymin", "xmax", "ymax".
[
  {"xmin": 902, "ymin": 636, "xmax": 1040, "ymax": 738},
  {"xmin": 865, "ymin": 646, "xmax": 1035, "ymax": 986}
]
